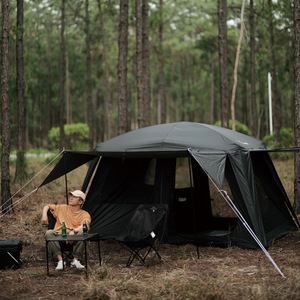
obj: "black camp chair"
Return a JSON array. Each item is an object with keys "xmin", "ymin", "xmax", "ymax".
[
  {"xmin": 47, "ymin": 211, "xmax": 74, "ymax": 266},
  {"xmin": 115, "ymin": 204, "xmax": 167, "ymax": 267}
]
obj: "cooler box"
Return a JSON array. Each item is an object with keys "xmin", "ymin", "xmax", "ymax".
[{"xmin": 0, "ymin": 240, "xmax": 22, "ymax": 269}]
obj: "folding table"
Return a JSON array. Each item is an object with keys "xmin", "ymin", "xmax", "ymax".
[{"xmin": 45, "ymin": 232, "xmax": 101, "ymax": 277}]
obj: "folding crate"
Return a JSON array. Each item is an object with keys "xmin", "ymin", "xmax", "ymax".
[{"xmin": 0, "ymin": 240, "xmax": 22, "ymax": 269}]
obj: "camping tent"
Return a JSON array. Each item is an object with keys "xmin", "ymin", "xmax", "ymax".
[{"xmin": 40, "ymin": 122, "xmax": 299, "ymax": 249}]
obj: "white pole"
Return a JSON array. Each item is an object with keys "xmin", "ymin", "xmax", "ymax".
[
  {"xmin": 268, "ymin": 72, "xmax": 273, "ymax": 134},
  {"xmin": 219, "ymin": 189, "xmax": 285, "ymax": 278}
]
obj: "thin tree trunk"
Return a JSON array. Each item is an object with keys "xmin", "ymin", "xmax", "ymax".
[
  {"xmin": 142, "ymin": 0, "xmax": 151, "ymax": 126},
  {"xmin": 66, "ymin": 52, "xmax": 71, "ymax": 124},
  {"xmin": 118, "ymin": 0, "xmax": 128, "ymax": 134},
  {"xmin": 85, "ymin": 0, "xmax": 94, "ymax": 148},
  {"xmin": 157, "ymin": 0, "xmax": 166, "ymax": 124},
  {"xmin": 59, "ymin": 0, "xmax": 66, "ymax": 151},
  {"xmin": 249, "ymin": 0, "xmax": 258, "ymax": 138},
  {"xmin": 136, "ymin": 0, "xmax": 144, "ymax": 128},
  {"xmin": 218, "ymin": 0, "xmax": 229, "ymax": 128},
  {"xmin": 230, "ymin": 0, "xmax": 245, "ymax": 131},
  {"xmin": 15, "ymin": 0, "xmax": 27, "ymax": 183},
  {"xmin": 137, "ymin": 0, "xmax": 151, "ymax": 128},
  {"xmin": 210, "ymin": 55, "xmax": 216, "ymax": 124},
  {"xmin": 294, "ymin": 0, "xmax": 300, "ymax": 213},
  {"xmin": 97, "ymin": 0, "xmax": 113, "ymax": 139},
  {"xmin": 1, "ymin": 0, "xmax": 12, "ymax": 214}
]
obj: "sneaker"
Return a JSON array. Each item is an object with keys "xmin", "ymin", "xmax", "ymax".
[
  {"xmin": 71, "ymin": 259, "xmax": 85, "ymax": 269},
  {"xmin": 55, "ymin": 260, "xmax": 65, "ymax": 270}
]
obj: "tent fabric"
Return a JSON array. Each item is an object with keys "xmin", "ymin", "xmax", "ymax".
[
  {"xmin": 39, "ymin": 151, "xmax": 99, "ymax": 188},
  {"xmin": 188, "ymin": 150, "xmax": 227, "ymax": 188},
  {"xmin": 94, "ymin": 122, "xmax": 265, "ymax": 157},
  {"xmin": 40, "ymin": 122, "xmax": 299, "ymax": 249}
]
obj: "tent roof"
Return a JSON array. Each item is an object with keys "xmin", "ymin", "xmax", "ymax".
[
  {"xmin": 95, "ymin": 122, "xmax": 266, "ymax": 157},
  {"xmin": 38, "ymin": 122, "xmax": 266, "ymax": 189}
]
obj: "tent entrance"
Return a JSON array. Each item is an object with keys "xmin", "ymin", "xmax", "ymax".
[
  {"xmin": 169, "ymin": 157, "xmax": 238, "ymax": 238},
  {"xmin": 173, "ymin": 157, "xmax": 212, "ymax": 233}
]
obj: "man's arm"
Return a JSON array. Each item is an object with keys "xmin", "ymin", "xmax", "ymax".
[
  {"xmin": 71, "ymin": 214, "xmax": 91, "ymax": 234},
  {"xmin": 41, "ymin": 205, "xmax": 50, "ymax": 226}
]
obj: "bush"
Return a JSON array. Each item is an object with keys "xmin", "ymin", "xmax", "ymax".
[
  {"xmin": 263, "ymin": 127, "xmax": 294, "ymax": 149},
  {"xmin": 214, "ymin": 120, "xmax": 252, "ymax": 136},
  {"xmin": 263, "ymin": 127, "xmax": 294, "ymax": 160},
  {"xmin": 48, "ymin": 123, "xmax": 89, "ymax": 150}
]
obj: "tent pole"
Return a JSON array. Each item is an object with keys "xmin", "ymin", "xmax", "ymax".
[
  {"xmin": 188, "ymin": 157, "xmax": 200, "ymax": 258},
  {"xmin": 64, "ymin": 173, "xmax": 68, "ymax": 204},
  {"xmin": 62, "ymin": 150, "xmax": 69, "ymax": 204},
  {"xmin": 219, "ymin": 188, "xmax": 285, "ymax": 278}
]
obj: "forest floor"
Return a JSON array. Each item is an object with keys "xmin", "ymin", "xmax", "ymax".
[{"xmin": 0, "ymin": 158, "xmax": 300, "ymax": 299}]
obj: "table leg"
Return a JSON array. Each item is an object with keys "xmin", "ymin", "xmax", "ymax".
[
  {"xmin": 46, "ymin": 240, "xmax": 49, "ymax": 276},
  {"xmin": 97, "ymin": 237, "xmax": 101, "ymax": 266},
  {"xmin": 84, "ymin": 241, "xmax": 88, "ymax": 277}
]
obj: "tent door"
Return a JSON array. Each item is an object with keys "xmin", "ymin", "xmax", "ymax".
[{"xmin": 173, "ymin": 158, "xmax": 212, "ymax": 233}]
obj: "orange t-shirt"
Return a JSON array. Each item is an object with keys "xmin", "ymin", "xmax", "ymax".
[{"xmin": 49, "ymin": 204, "xmax": 91, "ymax": 233}]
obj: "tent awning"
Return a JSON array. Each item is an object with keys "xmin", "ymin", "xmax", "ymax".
[{"xmin": 38, "ymin": 151, "xmax": 100, "ymax": 188}]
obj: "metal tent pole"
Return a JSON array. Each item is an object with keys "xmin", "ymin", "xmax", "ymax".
[{"xmin": 218, "ymin": 187, "xmax": 285, "ymax": 278}]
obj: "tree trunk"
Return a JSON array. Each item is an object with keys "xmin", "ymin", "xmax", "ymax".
[
  {"xmin": 97, "ymin": 0, "xmax": 113, "ymax": 140},
  {"xmin": 136, "ymin": 0, "xmax": 144, "ymax": 128},
  {"xmin": 218, "ymin": 0, "xmax": 229, "ymax": 128},
  {"xmin": 15, "ymin": 0, "xmax": 27, "ymax": 183},
  {"xmin": 157, "ymin": 0, "xmax": 166, "ymax": 124},
  {"xmin": 59, "ymin": 0, "xmax": 66, "ymax": 151},
  {"xmin": 268, "ymin": 0, "xmax": 282, "ymax": 145},
  {"xmin": 249, "ymin": 0, "xmax": 258, "ymax": 138},
  {"xmin": 85, "ymin": 0, "xmax": 94, "ymax": 148},
  {"xmin": 294, "ymin": 0, "xmax": 300, "ymax": 213},
  {"xmin": 1, "ymin": 0, "xmax": 12, "ymax": 214},
  {"xmin": 118, "ymin": 0, "xmax": 128, "ymax": 134},
  {"xmin": 136, "ymin": 0, "xmax": 151, "ymax": 128},
  {"xmin": 142, "ymin": 0, "xmax": 151, "ymax": 126},
  {"xmin": 230, "ymin": 0, "xmax": 245, "ymax": 131},
  {"xmin": 210, "ymin": 54, "xmax": 217, "ymax": 124}
]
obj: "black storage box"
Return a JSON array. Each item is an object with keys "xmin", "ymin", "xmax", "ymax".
[{"xmin": 0, "ymin": 240, "xmax": 22, "ymax": 269}]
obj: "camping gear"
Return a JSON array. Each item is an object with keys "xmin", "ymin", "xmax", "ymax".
[
  {"xmin": 115, "ymin": 204, "xmax": 167, "ymax": 267},
  {"xmin": 39, "ymin": 122, "xmax": 299, "ymax": 251},
  {"xmin": 0, "ymin": 240, "xmax": 22, "ymax": 269}
]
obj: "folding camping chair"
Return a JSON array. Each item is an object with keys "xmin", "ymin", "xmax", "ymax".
[
  {"xmin": 115, "ymin": 204, "xmax": 168, "ymax": 267},
  {"xmin": 47, "ymin": 211, "xmax": 74, "ymax": 266}
]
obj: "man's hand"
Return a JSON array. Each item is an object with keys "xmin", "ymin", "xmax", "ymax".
[
  {"xmin": 68, "ymin": 230, "xmax": 75, "ymax": 236},
  {"xmin": 41, "ymin": 215, "xmax": 48, "ymax": 226}
]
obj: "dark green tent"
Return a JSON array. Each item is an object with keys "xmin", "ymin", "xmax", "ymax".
[{"xmin": 40, "ymin": 122, "xmax": 299, "ymax": 249}]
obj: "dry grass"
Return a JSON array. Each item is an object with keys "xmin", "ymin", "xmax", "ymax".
[{"xmin": 0, "ymin": 158, "xmax": 300, "ymax": 299}]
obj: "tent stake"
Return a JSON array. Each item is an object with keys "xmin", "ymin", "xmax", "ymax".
[{"xmin": 219, "ymin": 189, "xmax": 285, "ymax": 278}]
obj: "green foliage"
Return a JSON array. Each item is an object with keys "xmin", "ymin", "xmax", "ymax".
[
  {"xmin": 214, "ymin": 120, "xmax": 252, "ymax": 136},
  {"xmin": 5, "ymin": 0, "xmax": 297, "ymax": 149},
  {"xmin": 263, "ymin": 127, "xmax": 294, "ymax": 148},
  {"xmin": 48, "ymin": 123, "xmax": 89, "ymax": 150},
  {"xmin": 263, "ymin": 127, "xmax": 294, "ymax": 160}
]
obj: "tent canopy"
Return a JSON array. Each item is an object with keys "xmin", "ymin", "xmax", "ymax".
[
  {"xmin": 92, "ymin": 122, "xmax": 265, "ymax": 188},
  {"xmin": 94, "ymin": 122, "xmax": 265, "ymax": 156}
]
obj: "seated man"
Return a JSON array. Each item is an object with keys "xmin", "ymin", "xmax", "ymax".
[{"xmin": 41, "ymin": 190, "xmax": 91, "ymax": 270}]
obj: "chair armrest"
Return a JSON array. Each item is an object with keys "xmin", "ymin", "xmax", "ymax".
[{"xmin": 47, "ymin": 210, "xmax": 56, "ymax": 230}]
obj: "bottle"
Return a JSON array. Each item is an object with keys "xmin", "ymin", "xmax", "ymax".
[
  {"xmin": 62, "ymin": 222, "xmax": 67, "ymax": 238},
  {"xmin": 82, "ymin": 220, "xmax": 87, "ymax": 235}
]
